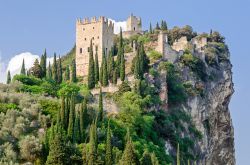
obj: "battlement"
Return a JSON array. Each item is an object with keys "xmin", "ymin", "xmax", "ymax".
[{"xmin": 76, "ymin": 16, "xmax": 114, "ymax": 28}]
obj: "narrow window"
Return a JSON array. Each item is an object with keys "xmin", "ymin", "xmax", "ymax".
[
  {"xmin": 85, "ymin": 38, "xmax": 87, "ymax": 41},
  {"xmin": 80, "ymin": 48, "xmax": 82, "ymax": 54},
  {"xmin": 83, "ymin": 28, "xmax": 85, "ymax": 31},
  {"xmin": 96, "ymin": 46, "xmax": 98, "ymax": 51},
  {"xmin": 134, "ymin": 27, "xmax": 135, "ymax": 31},
  {"xmin": 97, "ymin": 36, "xmax": 99, "ymax": 39},
  {"xmin": 93, "ymin": 27, "xmax": 95, "ymax": 29},
  {"xmin": 92, "ymin": 37, "xmax": 94, "ymax": 40},
  {"xmin": 88, "ymin": 47, "xmax": 90, "ymax": 52}
]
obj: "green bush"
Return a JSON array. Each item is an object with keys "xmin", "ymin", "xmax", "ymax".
[
  {"xmin": 20, "ymin": 85, "xmax": 44, "ymax": 94},
  {"xmin": 0, "ymin": 103, "xmax": 19, "ymax": 113},
  {"xmin": 180, "ymin": 53, "xmax": 207, "ymax": 81},
  {"xmin": 39, "ymin": 99, "xmax": 60, "ymax": 121},
  {"xmin": 148, "ymin": 50, "xmax": 162, "ymax": 62},
  {"xmin": 13, "ymin": 75, "xmax": 43, "ymax": 86}
]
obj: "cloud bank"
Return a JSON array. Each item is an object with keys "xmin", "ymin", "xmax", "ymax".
[{"xmin": 0, "ymin": 52, "xmax": 54, "ymax": 83}]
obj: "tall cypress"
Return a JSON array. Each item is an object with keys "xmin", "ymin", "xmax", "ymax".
[
  {"xmin": 88, "ymin": 39, "xmax": 95, "ymax": 89},
  {"xmin": 60, "ymin": 96, "xmax": 66, "ymax": 129},
  {"xmin": 73, "ymin": 112, "xmax": 80, "ymax": 143},
  {"xmin": 20, "ymin": 58, "xmax": 26, "ymax": 75},
  {"xmin": 155, "ymin": 22, "xmax": 160, "ymax": 30},
  {"xmin": 71, "ymin": 59, "xmax": 77, "ymax": 83},
  {"xmin": 177, "ymin": 143, "xmax": 180, "ymax": 165},
  {"xmin": 149, "ymin": 22, "xmax": 153, "ymax": 34},
  {"xmin": 57, "ymin": 56, "xmax": 62, "ymax": 83},
  {"xmin": 67, "ymin": 94, "xmax": 75, "ymax": 141},
  {"xmin": 80, "ymin": 99, "xmax": 88, "ymax": 142},
  {"xmin": 140, "ymin": 150, "xmax": 152, "ymax": 165},
  {"xmin": 120, "ymin": 49, "xmax": 125, "ymax": 81},
  {"xmin": 47, "ymin": 62, "xmax": 52, "ymax": 79},
  {"xmin": 40, "ymin": 50, "xmax": 47, "ymax": 78},
  {"xmin": 120, "ymin": 131, "xmax": 137, "ymax": 165},
  {"xmin": 94, "ymin": 47, "xmax": 99, "ymax": 84},
  {"xmin": 65, "ymin": 97, "xmax": 70, "ymax": 129},
  {"xmin": 52, "ymin": 53, "xmax": 58, "ymax": 82},
  {"xmin": 64, "ymin": 65, "xmax": 70, "ymax": 82},
  {"xmin": 112, "ymin": 69, "xmax": 117, "ymax": 85},
  {"xmin": 88, "ymin": 121, "xmax": 97, "ymax": 165},
  {"xmin": 98, "ymin": 88, "xmax": 103, "ymax": 121},
  {"xmin": 105, "ymin": 121, "xmax": 112, "ymax": 165},
  {"xmin": 107, "ymin": 48, "xmax": 114, "ymax": 80},
  {"xmin": 6, "ymin": 71, "xmax": 11, "ymax": 84},
  {"xmin": 102, "ymin": 49, "xmax": 108, "ymax": 86}
]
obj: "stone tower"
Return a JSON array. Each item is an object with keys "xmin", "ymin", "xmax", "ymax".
[
  {"xmin": 123, "ymin": 14, "xmax": 142, "ymax": 38},
  {"xmin": 76, "ymin": 16, "xmax": 114, "ymax": 77}
]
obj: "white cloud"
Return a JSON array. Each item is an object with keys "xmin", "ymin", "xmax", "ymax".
[
  {"xmin": 0, "ymin": 52, "xmax": 55, "ymax": 83},
  {"xmin": 108, "ymin": 19, "xmax": 127, "ymax": 34}
]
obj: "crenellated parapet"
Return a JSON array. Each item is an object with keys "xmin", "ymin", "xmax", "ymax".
[{"xmin": 76, "ymin": 16, "xmax": 114, "ymax": 29}]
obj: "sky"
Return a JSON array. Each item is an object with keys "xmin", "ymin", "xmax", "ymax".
[{"xmin": 0, "ymin": 0, "xmax": 249, "ymax": 164}]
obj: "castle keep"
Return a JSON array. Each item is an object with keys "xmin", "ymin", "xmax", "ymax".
[{"xmin": 76, "ymin": 16, "xmax": 114, "ymax": 76}]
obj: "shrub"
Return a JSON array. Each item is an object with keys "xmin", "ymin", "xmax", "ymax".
[
  {"xmin": 13, "ymin": 75, "xmax": 42, "ymax": 86},
  {"xmin": 148, "ymin": 50, "xmax": 162, "ymax": 62}
]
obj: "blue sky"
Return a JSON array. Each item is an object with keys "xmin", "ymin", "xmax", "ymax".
[{"xmin": 0, "ymin": 0, "xmax": 249, "ymax": 164}]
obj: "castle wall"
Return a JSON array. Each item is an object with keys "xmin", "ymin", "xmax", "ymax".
[
  {"xmin": 76, "ymin": 17, "xmax": 114, "ymax": 77},
  {"xmin": 172, "ymin": 36, "xmax": 188, "ymax": 52}
]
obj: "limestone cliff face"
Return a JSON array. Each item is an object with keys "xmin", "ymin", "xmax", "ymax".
[{"xmin": 181, "ymin": 48, "xmax": 235, "ymax": 165}]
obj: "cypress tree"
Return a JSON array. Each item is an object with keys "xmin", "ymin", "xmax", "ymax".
[
  {"xmin": 73, "ymin": 112, "xmax": 80, "ymax": 143},
  {"xmin": 67, "ymin": 94, "xmax": 75, "ymax": 141},
  {"xmin": 133, "ymin": 49, "xmax": 140, "ymax": 79},
  {"xmin": 99, "ymin": 64, "xmax": 103, "ymax": 86},
  {"xmin": 102, "ymin": 49, "xmax": 108, "ymax": 86},
  {"xmin": 150, "ymin": 152, "xmax": 159, "ymax": 165},
  {"xmin": 112, "ymin": 69, "xmax": 117, "ymax": 85},
  {"xmin": 94, "ymin": 47, "xmax": 99, "ymax": 84},
  {"xmin": 20, "ymin": 58, "xmax": 26, "ymax": 75},
  {"xmin": 57, "ymin": 56, "xmax": 62, "ymax": 83},
  {"xmin": 149, "ymin": 22, "xmax": 153, "ymax": 34},
  {"xmin": 105, "ymin": 121, "xmax": 112, "ymax": 165},
  {"xmin": 60, "ymin": 96, "xmax": 66, "ymax": 129},
  {"xmin": 80, "ymin": 99, "xmax": 88, "ymax": 142},
  {"xmin": 52, "ymin": 53, "xmax": 58, "ymax": 82},
  {"xmin": 40, "ymin": 49, "xmax": 47, "ymax": 78},
  {"xmin": 120, "ymin": 132, "xmax": 137, "ymax": 165},
  {"xmin": 82, "ymin": 143, "xmax": 88, "ymax": 164},
  {"xmin": 140, "ymin": 150, "xmax": 152, "ymax": 165},
  {"xmin": 88, "ymin": 39, "xmax": 95, "ymax": 89},
  {"xmin": 45, "ymin": 135, "xmax": 68, "ymax": 165},
  {"xmin": 65, "ymin": 97, "xmax": 70, "ymax": 129},
  {"xmin": 88, "ymin": 121, "xmax": 97, "ymax": 165},
  {"xmin": 120, "ymin": 49, "xmax": 125, "ymax": 81},
  {"xmin": 155, "ymin": 22, "xmax": 160, "ymax": 30},
  {"xmin": 64, "ymin": 65, "xmax": 70, "ymax": 82},
  {"xmin": 6, "ymin": 71, "xmax": 11, "ymax": 84},
  {"xmin": 177, "ymin": 143, "xmax": 180, "ymax": 165},
  {"xmin": 98, "ymin": 88, "xmax": 103, "ymax": 121},
  {"xmin": 31, "ymin": 59, "xmax": 42, "ymax": 78},
  {"xmin": 107, "ymin": 48, "xmax": 114, "ymax": 80},
  {"xmin": 71, "ymin": 59, "xmax": 77, "ymax": 83},
  {"xmin": 47, "ymin": 62, "xmax": 52, "ymax": 79}
]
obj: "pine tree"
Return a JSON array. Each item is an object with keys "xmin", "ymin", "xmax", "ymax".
[
  {"xmin": 177, "ymin": 143, "xmax": 180, "ymax": 165},
  {"xmin": 45, "ymin": 135, "xmax": 68, "ymax": 165},
  {"xmin": 73, "ymin": 112, "xmax": 80, "ymax": 143},
  {"xmin": 64, "ymin": 65, "xmax": 70, "ymax": 82},
  {"xmin": 57, "ymin": 56, "xmax": 62, "ymax": 83},
  {"xmin": 120, "ymin": 131, "xmax": 137, "ymax": 165},
  {"xmin": 120, "ymin": 49, "xmax": 125, "ymax": 81},
  {"xmin": 6, "ymin": 71, "xmax": 11, "ymax": 84},
  {"xmin": 88, "ymin": 121, "xmax": 97, "ymax": 165},
  {"xmin": 140, "ymin": 150, "xmax": 152, "ymax": 165},
  {"xmin": 80, "ymin": 99, "xmax": 87, "ymax": 142},
  {"xmin": 31, "ymin": 59, "xmax": 42, "ymax": 78},
  {"xmin": 52, "ymin": 53, "xmax": 58, "ymax": 82},
  {"xmin": 88, "ymin": 39, "xmax": 95, "ymax": 89},
  {"xmin": 150, "ymin": 152, "xmax": 159, "ymax": 165},
  {"xmin": 94, "ymin": 47, "xmax": 99, "ymax": 84},
  {"xmin": 149, "ymin": 22, "xmax": 153, "ymax": 34},
  {"xmin": 20, "ymin": 58, "xmax": 26, "ymax": 75},
  {"xmin": 71, "ymin": 59, "xmax": 77, "ymax": 83},
  {"xmin": 105, "ymin": 121, "xmax": 112, "ymax": 165},
  {"xmin": 47, "ymin": 62, "xmax": 52, "ymax": 79},
  {"xmin": 102, "ymin": 49, "xmax": 108, "ymax": 86},
  {"xmin": 98, "ymin": 88, "xmax": 103, "ymax": 121},
  {"xmin": 67, "ymin": 94, "xmax": 75, "ymax": 141}
]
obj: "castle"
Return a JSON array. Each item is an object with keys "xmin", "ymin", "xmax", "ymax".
[{"xmin": 76, "ymin": 14, "xmax": 142, "ymax": 77}]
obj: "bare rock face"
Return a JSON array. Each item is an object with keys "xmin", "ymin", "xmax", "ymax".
[{"xmin": 182, "ymin": 49, "xmax": 235, "ymax": 164}]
